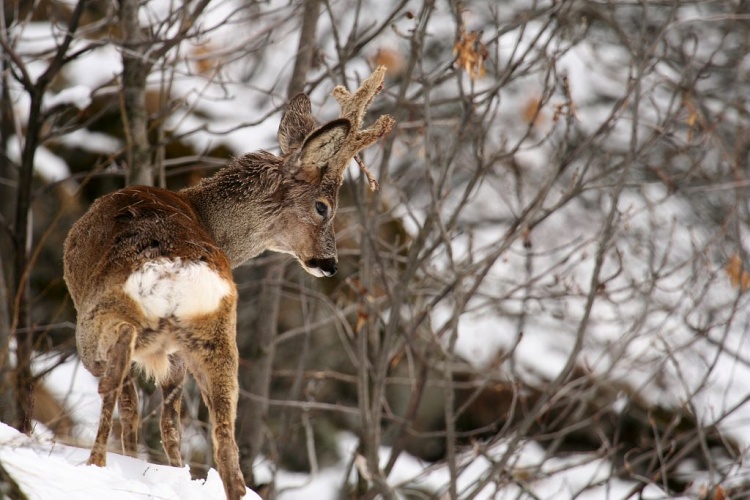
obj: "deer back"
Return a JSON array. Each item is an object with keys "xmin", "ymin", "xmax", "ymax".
[{"xmin": 63, "ymin": 186, "xmax": 231, "ymax": 313}]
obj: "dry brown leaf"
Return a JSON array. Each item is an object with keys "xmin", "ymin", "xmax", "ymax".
[
  {"xmin": 454, "ymin": 28, "xmax": 488, "ymax": 80},
  {"xmin": 191, "ymin": 42, "xmax": 221, "ymax": 76},
  {"xmin": 389, "ymin": 349, "xmax": 405, "ymax": 369},
  {"xmin": 725, "ymin": 254, "xmax": 750, "ymax": 291},
  {"xmin": 371, "ymin": 48, "xmax": 405, "ymax": 79},
  {"xmin": 522, "ymin": 96, "xmax": 545, "ymax": 127},
  {"xmin": 683, "ymin": 95, "xmax": 701, "ymax": 142},
  {"xmin": 713, "ymin": 484, "xmax": 727, "ymax": 500}
]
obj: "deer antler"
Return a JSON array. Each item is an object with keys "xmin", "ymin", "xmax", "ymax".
[{"xmin": 328, "ymin": 66, "xmax": 395, "ymax": 191}]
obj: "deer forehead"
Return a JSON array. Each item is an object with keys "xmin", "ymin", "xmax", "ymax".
[
  {"xmin": 123, "ymin": 258, "xmax": 233, "ymax": 320},
  {"xmin": 286, "ymin": 178, "xmax": 339, "ymax": 205}
]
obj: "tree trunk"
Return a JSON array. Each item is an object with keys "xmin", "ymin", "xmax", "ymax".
[
  {"xmin": 0, "ymin": 250, "xmax": 16, "ymax": 427},
  {"xmin": 11, "ymin": 90, "xmax": 43, "ymax": 433},
  {"xmin": 0, "ymin": 28, "xmax": 18, "ymax": 428},
  {"xmin": 287, "ymin": 0, "xmax": 321, "ymax": 99},
  {"xmin": 237, "ymin": 261, "xmax": 284, "ymax": 489},
  {"xmin": 236, "ymin": 2, "xmax": 322, "ymax": 490},
  {"xmin": 119, "ymin": 0, "xmax": 153, "ymax": 187}
]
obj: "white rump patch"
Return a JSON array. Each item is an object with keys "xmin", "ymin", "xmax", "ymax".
[{"xmin": 123, "ymin": 258, "xmax": 232, "ymax": 320}]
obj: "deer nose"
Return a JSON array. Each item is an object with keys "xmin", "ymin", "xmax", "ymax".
[{"xmin": 307, "ymin": 258, "xmax": 337, "ymax": 277}]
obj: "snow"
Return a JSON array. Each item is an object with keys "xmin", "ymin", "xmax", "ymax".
[
  {"xmin": 5, "ymin": 414, "xmax": 741, "ymax": 499},
  {"xmin": 62, "ymin": 44, "xmax": 122, "ymax": 89},
  {"xmin": 44, "ymin": 85, "xmax": 92, "ymax": 111},
  {"xmin": 33, "ymin": 353, "xmax": 101, "ymax": 444},
  {"xmin": 262, "ymin": 432, "xmax": 703, "ymax": 499},
  {"xmin": 57, "ymin": 129, "xmax": 122, "ymax": 154},
  {"xmin": 0, "ymin": 423, "xmax": 261, "ymax": 500},
  {"xmin": 5, "ymin": 139, "xmax": 71, "ymax": 183}
]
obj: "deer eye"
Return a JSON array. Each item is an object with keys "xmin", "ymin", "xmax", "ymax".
[{"xmin": 315, "ymin": 201, "xmax": 329, "ymax": 217}]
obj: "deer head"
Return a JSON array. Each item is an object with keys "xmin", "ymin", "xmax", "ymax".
[{"xmin": 267, "ymin": 66, "xmax": 395, "ymax": 277}]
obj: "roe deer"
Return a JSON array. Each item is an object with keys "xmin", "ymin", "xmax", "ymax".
[{"xmin": 63, "ymin": 67, "xmax": 394, "ymax": 500}]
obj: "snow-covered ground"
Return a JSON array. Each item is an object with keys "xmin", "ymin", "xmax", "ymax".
[
  {"xmin": 20, "ymin": 351, "xmax": 750, "ymax": 498},
  {"xmin": 6, "ymin": 416, "xmax": 742, "ymax": 499},
  {"xmin": 0, "ymin": 422, "xmax": 261, "ymax": 500}
]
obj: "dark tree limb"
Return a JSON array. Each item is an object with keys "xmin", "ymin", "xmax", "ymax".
[
  {"xmin": 238, "ymin": 261, "xmax": 284, "ymax": 491},
  {"xmin": 0, "ymin": 458, "xmax": 29, "ymax": 500},
  {"xmin": 10, "ymin": 0, "xmax": 88, "ymax": 434},
  {"xmin": 118, "ymin": 0, "xmax": 213, "ymax": 187},
  {"xmin": 237, "ymin": 2, "xmax": 322, "ymax": 490},
  {"xmin": 0, "ymin": 5, "xmax": 19, "ymax": 428},
  {"xmin": 118, "ymin": 0, "xmax": 153, "ymax": 186},
  {"xmin": 287, "ymin": 0, "xmax": 321, "ymax": 99}
]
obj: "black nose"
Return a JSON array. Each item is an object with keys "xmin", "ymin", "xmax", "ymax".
[{"xmin": 307, "ymin": 258, "xmax": 338, "ymax": 277}]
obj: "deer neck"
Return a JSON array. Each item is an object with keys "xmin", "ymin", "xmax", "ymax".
[{"xmin": 181, "ymin": 152, "xmax": 286, "ymax": 268}]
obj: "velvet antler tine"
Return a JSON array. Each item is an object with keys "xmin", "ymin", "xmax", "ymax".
[
  {"xmin": 327, "ymin": 66, "xmax": 394, "ymax": 189},
  {"xmin": 332, "ymin": 66, "xmax": 387, "ymax": 128}
]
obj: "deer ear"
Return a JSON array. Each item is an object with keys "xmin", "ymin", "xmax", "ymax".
[
  {"xmin": 278, "ymin": 93, "xmax": 317, "ymax": 155},
  {"xmin": 298, "ymin": 119, "xmax": 351, "ymax": 171}
]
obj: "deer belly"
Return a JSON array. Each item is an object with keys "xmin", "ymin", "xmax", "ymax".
[{"xmin": 123, "ymin": 258, "xmax": 232, "ymax": 320}]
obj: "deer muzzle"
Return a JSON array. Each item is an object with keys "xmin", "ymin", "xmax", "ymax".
[{"xmin": 305, "ymin": 258, "xmax": 337, "ymax": 277}]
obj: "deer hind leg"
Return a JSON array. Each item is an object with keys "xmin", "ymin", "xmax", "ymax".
[
  {"xmin": 186, "ymin": 325, "xmax": 246, "ymax": 498},
  {"xmin": 118, "ymin": 373, "xmax": 139, "ymax": 457},
  {"xmin": 89, "ymin": 322, "xmax": 136, "ymax": 466},
  {"xmin": 160, "ymin": 355, "xmax": 186, "ymax": 467}
]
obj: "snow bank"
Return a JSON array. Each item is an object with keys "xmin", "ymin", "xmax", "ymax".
[{"xmin": 0, "ymin": 423, "xmax": 261, "ymax": 500}]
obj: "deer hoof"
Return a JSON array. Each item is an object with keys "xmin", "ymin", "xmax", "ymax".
[
  {"xmin": 87, "ymin": 452, "xmax": 106, "ymax": 467},
  {"xmin": 226, "ymin": 471, "xmax": 247, "ymax": 499}
]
